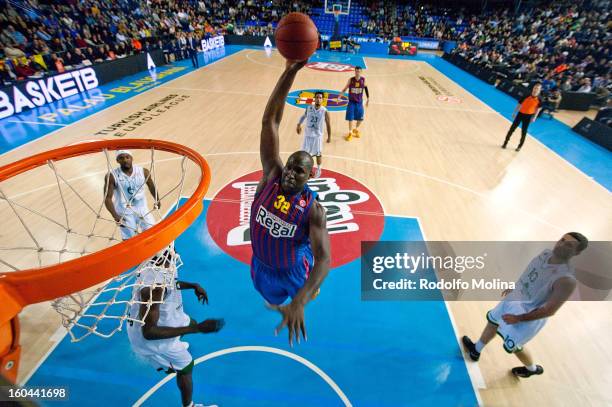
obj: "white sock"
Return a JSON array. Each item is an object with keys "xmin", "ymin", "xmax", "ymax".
[
  {"xmin": 526, "ymin": 364, "xmax": 537, "ymax": 372},
  {"xmin": 475, "ymin": 340, "xmax": 485, "ymax": 353}
]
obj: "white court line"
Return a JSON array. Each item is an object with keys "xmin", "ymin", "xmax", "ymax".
[
  {"xmin": 3, "ymin": 156, "xmax": 181, "ymax": 201},
  {"xmin": 19, "ymin": 325, "xmax": 66, "ymax": 385},
  {"xmin": 163, "ymin": 86, "xmax": 495, "ymax": 115},
  {"xmin": 164, "ymin": 86, "xmax": 268, "ymax": 97},
  {"xmin": 132, "ymin": 346, "xmax": 352, "ymax": 407},
  {"xmin": 2, "ymin": 150, "xmax": 564, "ymax": 232},
  {"xmin": 417, "ymin": 223, "xmax": 486, "ymax": 406},
  {"xmin": 7, "ymin": 120, "xmax": 68, "ymax": 127},
  {"xmin": 428, "ymin": 60, "xmax": 612, "ymax": 194}
]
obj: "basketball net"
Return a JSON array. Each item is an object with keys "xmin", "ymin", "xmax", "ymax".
[
  {"xmin": 0, "ymin": 145, "xmax": 190, "ymax": 342},
  {"xmin": 52, "ymin": 244, "xmax": 182, "ymax": 342}
]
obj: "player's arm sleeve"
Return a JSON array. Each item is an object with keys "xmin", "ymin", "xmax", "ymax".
[
  {"xmin": 364, "ymin": 86, "xmax": 369, "ymax": 98},
  {"xmin": 293, "ymin": 201, "xmax": 330, "ymax": 306}
]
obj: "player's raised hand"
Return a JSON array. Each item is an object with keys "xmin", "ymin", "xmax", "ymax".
[
  {"xmin": 285, "ymin": 59, "xmax": 308, "ymax": 71},
  {"xmin": 196, "ymin": 318, "xmax": 225, "ymax": 333},
  {"xmin": 269, "ymin": 301, "xmax": 306, "ymax": 347}
]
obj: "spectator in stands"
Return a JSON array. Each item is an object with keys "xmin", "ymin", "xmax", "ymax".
[
  {"xmin": 576, "ymin": 78, "xmax": 593, "ymax": 93},
  {"xmin": 103, "ymin": 44, "xmax": 116, "ymax": 60},
  {"xmin": 4, "ymin": 25, "xmax": 27, "ymax": 47},
  {"xmin": 14, "ymin": 58, "xmax": 35, "ymax": 78},
  {"xmin": 74, "ymin": 34, "xmax": 88, "ymax": 49},
  {"xmin": 2, "ymin": 43, "xmax": 25, "ymax": 58},
  {"xmin": 0, "ymin": 62, "xmax": 16, "ymax": 84},
  {"xmin": 540, "ymin": 88, "xmax": 562, "ymax": 118},
  {"xmin": 28, "ymin": 56, "xmax": 47, "ymax": 74},
  {"xmin": 50, "ymin": 38, "xmax": 66, "ymax": 53},
  {"xmin": 116, "ymin": 43, "xmax": 128, "ymax": 58},
  {"xmin": 51, "ymin": 54, "xmax": 65, "ymax": 73}
]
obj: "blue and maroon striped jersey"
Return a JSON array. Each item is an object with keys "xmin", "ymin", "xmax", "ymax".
[
  {"xmin": 250, "ymin": 175, "xmax": 318, "ymax": 269},
  {"xmin": 348, "ymin": 77, "xmax": 366, "ymax": 103}
]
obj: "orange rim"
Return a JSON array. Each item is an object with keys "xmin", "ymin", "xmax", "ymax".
[{"xmin": 0, "ymin": 139, "xmax": 210, "ymax": 324}]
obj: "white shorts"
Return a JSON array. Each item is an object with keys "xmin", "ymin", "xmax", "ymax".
[
  {"xmin": 301, "ymin": 136, "xmax": 323, "ymax": 157},
  {"xmin": 128, "ymin": 327, "xmax": 193, "ymax": 371},
  {"xmin": 118, "ymin": 207, "xmax": 156, "ymax": 240},
  {"xmin": 487, "ymin": 300, "xmax": 547, "ymax": 353}
]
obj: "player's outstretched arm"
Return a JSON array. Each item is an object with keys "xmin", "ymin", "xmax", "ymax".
[
  {"xmin": 139, "ymin": 287, "xmax": 223, "ymax": 339},
  {"xmin": 176, "ymin": 280, "xmax": 209, "ymax": 304},
  {"xmin": 260, "ymin": 60, "xmax": 307, "ymax": 177}
]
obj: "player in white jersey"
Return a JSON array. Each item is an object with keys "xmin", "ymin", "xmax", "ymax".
[
  {"xmin": 296, "ymin": 91, "xmax": 331, "ymax": 178},
  {"xmin": 127, "ymin": 249, "xmax": 224, "ymax": 407},
  {"xmin": 462, "ymin": 232, "xmax": 588, "ymax": 378},
  {"xmin": 104, "ymin": 150, "xmax": 159, "ymax": 240}
]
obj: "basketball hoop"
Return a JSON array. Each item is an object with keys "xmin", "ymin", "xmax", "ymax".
[{"xmin": 0, "ymin": 139, "xmax": 210, "ymax": 382}]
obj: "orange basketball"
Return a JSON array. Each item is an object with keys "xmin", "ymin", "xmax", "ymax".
[{"xmin": 274, "ymin": 12, "xmax": 319, "ymax": 61}]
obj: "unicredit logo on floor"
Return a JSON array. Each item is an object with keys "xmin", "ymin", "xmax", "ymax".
[{"xmin": 0, "ymin": 67, "xmax": 99, "ymax": 119}]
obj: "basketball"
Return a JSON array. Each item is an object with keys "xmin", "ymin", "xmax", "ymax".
[{"xmin": 274, "ymin": 12, "xmax": 319, "ymax": 61}]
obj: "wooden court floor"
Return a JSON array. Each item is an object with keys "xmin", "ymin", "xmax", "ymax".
[{"xmin": 1, "ymin": 49, "xmax": 611, "ymax": 406}]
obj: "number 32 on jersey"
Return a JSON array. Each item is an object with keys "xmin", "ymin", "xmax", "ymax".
[{"xmin": 274, "ymin": 195, "xmax": 290, "ymax": 214}]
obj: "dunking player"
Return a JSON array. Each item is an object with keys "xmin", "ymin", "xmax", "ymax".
[
  {"xmin": 104, "ymin": 150, "xmax": 159, "ymax": 240},
  {"xmin": 462, "ymin": 233, "xmax": 588, "ymax": 378},
  {"xmin": 341, "ymin": 66, "xmax": 369, "ymax": 141},
  {"xmin": 296, "ymin": 91, "xmax": 332, "ymax": 178},
  {"xmin": 127, "ymin": 249, "xmax": 224, "ymax": 407},
  {"xmin": 251, "ymin": 60, "xmax": 331, "ymax": 346}
]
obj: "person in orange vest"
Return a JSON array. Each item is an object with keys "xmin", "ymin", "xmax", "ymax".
[{"xmin": 502, "ymin": 83, "xmax": 542, "ymax": 151}]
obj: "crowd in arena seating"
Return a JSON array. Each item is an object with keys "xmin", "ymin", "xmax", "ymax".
[
  {"xmin": 452, "ymin": 2, "xmax": 610, "ymax": 106},
  {"xmin": 357, "ymin": 1, "xmax": 609, "ymax": 105},
  {"xmin": 0, "ymin": 0, "xmax": 609, "ymax": 109},
  {"xmin": 0, "ymin": 0, "xmax": 317, "ymax": 84}
]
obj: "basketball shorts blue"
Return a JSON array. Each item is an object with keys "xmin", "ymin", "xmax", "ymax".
[
  {"xmin": 345, "ymin": 101, "xmax": 364, "ymax": 121},
  {"xmin": 250, "ymin": 248, "xmax": 313, "ymax": 305}
]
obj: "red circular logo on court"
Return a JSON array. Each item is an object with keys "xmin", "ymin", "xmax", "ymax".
[
  {"xmin": 306, "ymin": 62, "xmax": 354, "ymax": 72},
  {"xmin": 207, "ymin": 169, "xmax": 384, "ymax": 269}
]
